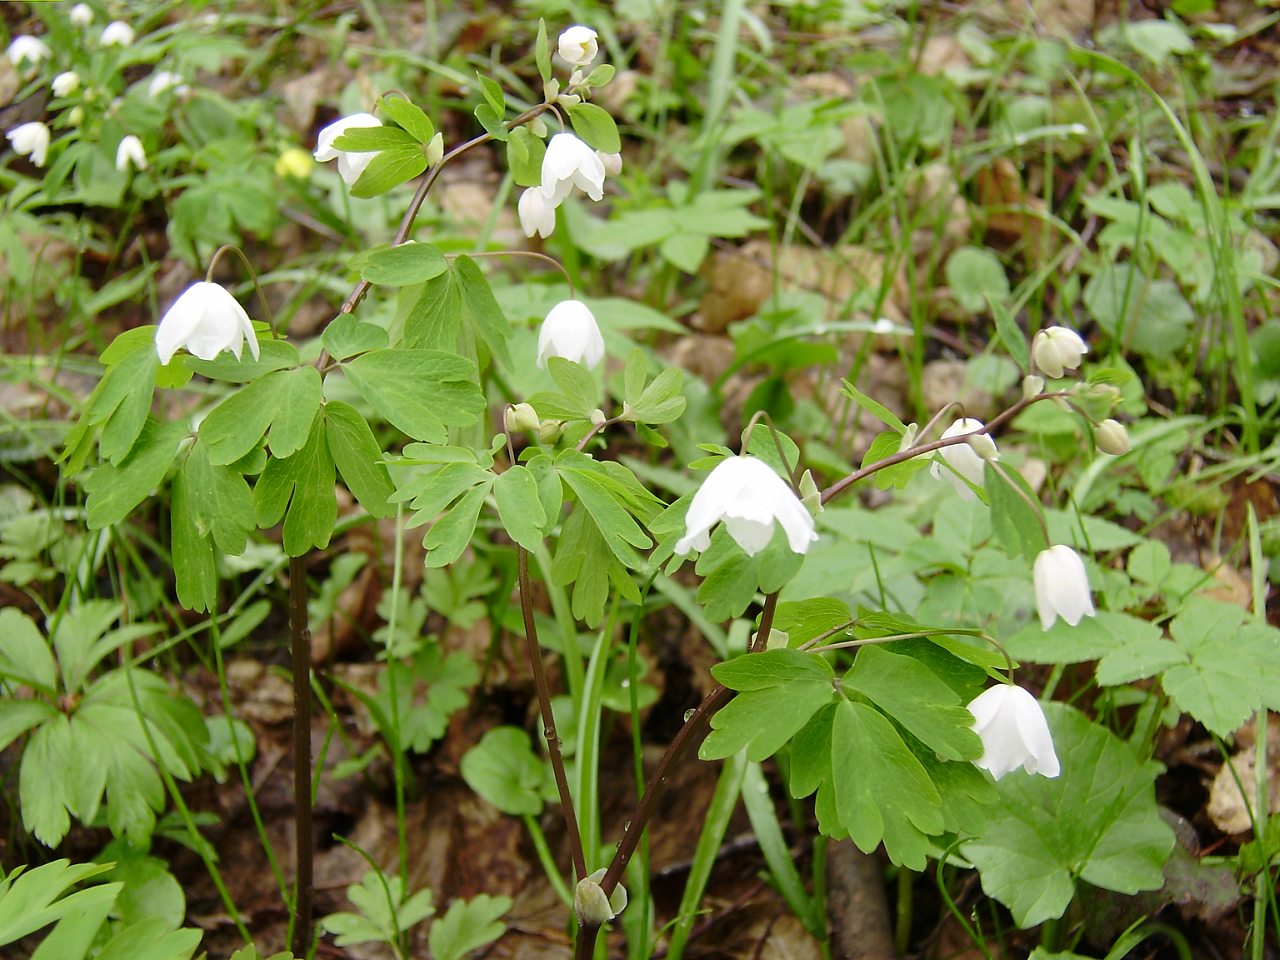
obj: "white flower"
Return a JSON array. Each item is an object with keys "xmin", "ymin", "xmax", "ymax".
[
  {"xmin": 930, "ymin": 418, "xmax": 995, "ymax": 499},
  {"xmin": 558, "ymin": 25, "xmax": 599, "ymax": 67},
  {"xmin": 6, "ymin": 122, "xmax": 51, "ymax": 167},
  {"xmin": 675, "ymin": 455, "xmax": 818, "ymax": 557},
  {"xmin": 148, "ymin": 70, "xmax": 189, "ymax": 98},
  {"xmin": 100, "ymin": 20, "xmax": 135, "ymax": 46},
  {"xmin": 967, "ymin": 685, "xmax": 1060, "ymax": 780},
  {"xmin": 540, "ymin": 132, "xmax": 605, "ymax": 204},
  {"xmin": 70, "ymin": 3, "xmax": 94, "ymax": 27},
  {"xmin": 155, "ymin": 282, "xmax": 260, "ymax": 365},
  {"xmin": 1033, "ymin": 545, "xmax": 1095, "ymax": 630},
  {"xmin": 7, "ymin": 35, "xmax": 51, "ymax": 68},
  {"xmin": 115, "ymin": 135, "xmax": 147, "ymax": 172},
  {"xmin": 1094, "ymin": 419, "xmax": 1130, "ymax": 456},
  {"xmin": 52, "ymin": 72, "xmax": 81, "ymax": 97},
  {"xmin": 597, "ymin": 150, "xmax": 622, "ymax": 177},
  {"xmin": 518, "ymin": 187, "xmax": 556, "ymax": 239},
  {"xmin": 1031, "ymin": 325, "xmax": 1088, "ymax": 379},
  {"xmin": 313, "ymin": 113, "xmax": 381, "ymax": 186},
  {"xmin": 537, "ymin": 299, "xmax": 604, "ymax": 369}
]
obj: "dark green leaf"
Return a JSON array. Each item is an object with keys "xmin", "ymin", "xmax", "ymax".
[
  {"xmin": 321, "ymin": 314, "xmax": 389, "ymax": 361},
  {"xmin": 495, "ymin": 467, "xmax": 547, "ymax": 551},
  {"xmin": 378, "ymin": 95, "xmax": 435, "ymax": 144},
  {"xmin": 453, "ymin": 256, "xmax": 513, "ymax": 369},
  {"xmin": 85, "ymin": 419, "xmax": 186, "ymax": 529},
  {"xmin": 350, "ymin": 145, "xmax": 428, "ymax": 199},
  {"xmin": 401, "ymin": 271, "xmax": 461, "ymax": 350},
  {"xmin": 253, "ymin": 413, "xmax": 336, "ymax": 556},
  {"xmin": 325, "ymin": 401, "xmax": 394, "ymax": 519},
  {"xmin": 984, "ymin": 462, "xmax": 1048, "ymax": 561},
  {"xmin": 343, "ymin": 349, "xmax": 484, "ymax": 442},
  {"xmin": 350, "ymin": 243, "xmax": 447, "ymax": 287},
  {"xmin": 199, "ymin": 367, "xmax": 321, "ymax": 464}
]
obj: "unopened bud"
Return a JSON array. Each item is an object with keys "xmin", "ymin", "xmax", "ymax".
[
  {"xmin": 538, "ymin": 420, "xmax": 564, "ymax": 444},
  {"xmin": 798, "ymin": 469, "xmax": 822, "ymax": 515},
  {"xmin": 425, "ymin": 132, "xmax": 444, "ymax": 166},
  {"xmin": 557, "ymin": 92, "xmax": 582, "ymax": 107},
  {"xmin": 1095, "ymin": 419, "xmax": 1130, "ymax": 456},
  {"xmin": 589, "ymin": 408, "xmax": 607, "ymax": 427},
  {"xmin": 67, "ymin": 106, "xmax": 85, "ymax": 127},
  {"xmin": 543, "ymin": 78, "xmax": 560, "ymax": 103},
  {"xmin": 568, "ymin": 68, "xmax": 586, "ymax": 89},
  {"xmin": 1022, "ymin": 374, "xmax": 1045, "ymax": 399},
  {"xmin": 530, "ymin": 116, "xmax": 549, "ymax": 138},
  {"xmin": 574, "ymin": 868, "xmax": 627, "ymax": 926},
  {"xmin": 967, "ymin": 432, "xmax": 999, "ymax": 462},
  {"xmin": 897, "ymin": 423, "xmax": 919, "ymax": 454},
  {"xmin": 1031, "ymin": 326, "xmax": 1088, "ymax": 379},
  {"xmin": 504, "ymin": 402, "xmax": 540, "ymax": 434}
]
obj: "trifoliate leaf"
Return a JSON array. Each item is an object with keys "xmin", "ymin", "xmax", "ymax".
[
  {"xmin": 199, "ymin": 366, "xmax": 321, "ymax": 464},
  {"xmin": 343, "ymin": 349, "xmax": 484, "ymax": 442},
  {"xmin": 84, "ymin": 419, "xmax": 186, "ymax": 529}
]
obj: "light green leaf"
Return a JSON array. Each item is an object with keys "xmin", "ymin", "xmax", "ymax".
[
  {"xmin": 429, "ymin": 894, "xmax": 511, "ymax": 960},
  {"xmin": 349, "ymin": 242, "xmax": 447, "ymax": 287},
  {"xmin": 984, "ymin": 462, "xmax": 1047, "ymax": 562},
  {"xmin": 459, "ymin": 727, "xmax": 547, "ymax": 816},
  {"xmin": 506, "ymin": 127, "xmax": 545, "ymax": 188},
  {"xmin": 424, "ymin": 481, "xmax": 492, "ymax": 567},
  {"xmin": 84, "ymin": 419, "xmax": 185, "ymax": 530},
  {"xmin": 567, "ymin": 101, "xmax": 621, "ymax": 153},
  {"xmin": 350, "ymin": 144, "xmax": 429, "ymax": 199},
  {"xmin": 401, "ymin": 270, "xmax": 461, "ymax": 351},
  {"xmin": 332, "ymin": 126, "xmax": 419, "ymax": 152},
  {"xmin": 0, "ymin": 609, "xmax": 57, "ymax": 693},
  {"xmin": 253, "ymin": 413, "xmax": 336, "ymax": 556},
  {"xmin": 495, "ymin": 466, "xmax": 547, "ymax": 551},
  {"xmin": 474, "ymin": 103, "xmax": 509, "ymax": 141},
  {"xmin": 378, "ymin": 95, "xmax": 434, "ymax": 143},
  {"xmin": 325, "ymin": 401, "xmax": 394, "ymax": 519},
  {"xmin": 946, "ymin": 247, "xmax": 1009, "ymax": 314},
  {"xmin": 961, "ymin": 703, "xmax": 1173, "ymax": 927},
  {"xmin": 343, "ymin": 349, "xmax": 484, "ymax": 442},
  {"xmin": 321, "ymin": 314, "xmax": 389, "ymax": 361},
  {"xmin": 183, "ymin": 339, "xmax": 299, "ymax": 383},
  {"xmin": 453, "ymin": 255, "xmax": 513, "ymax": 369},
  {"xmin": 199, "ymin": 367, "xmax": 321, "ymax": 464}
]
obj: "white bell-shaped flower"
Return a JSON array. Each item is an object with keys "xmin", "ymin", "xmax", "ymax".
[
  {"xmin": 115, "ymin": 135, "xmax": 147, "ymax": 172},
  {"xmin": 1033, "ymin": 545, "xmax": 1095, "ymax": 630},
  {"xmin": 540, "ymin": 133, "xmax": 605, "ymax": 204},
  {"xmin": 675, "ymin": 455, "xmax": 818, "ymax": 558},
  {"xmin": 155, "ymin": 282, "xmax": 261, "ymax": 365},
  {"xmin": 100, "ymin": 20, "xmax": 135, "ymax": 46},
  {"xmin": 313, "ymin": 113, "xmax": 382, "ymax": 186},
  {"xmin": 967, "ymin": 685, "xmax": 1060, "ymax": 780},
  {"xmin": 558, "ymin": 25, "xmax": 599, "ymax": 68},
  {"xmin": 537, "ymin": 299, "xmax": 604, "ymax": 369},
  {"xmin": 7, "ymin": 35, "xmax": 51, "ymax": 68},
  {"xmin": 70, "ymin": 4, "xmax": 94, "ymax": 27},
  {"xmin": 1031, "ymin": 325, "xmax": 1088, "ymax": 379},
  {"xmin": 518, "ymin": 187, "xmax": 556, "ymax": 239},
  {"xmin": 7, "ymin": 122, "xmax": 51, "ymax": 167},
  {"xmin": 930, "ymin": 418, "xmax": 996, "ymax": 499},
  {"xmin": 52, "ymin": 72, "xmax": 81, "ymax": 97}
]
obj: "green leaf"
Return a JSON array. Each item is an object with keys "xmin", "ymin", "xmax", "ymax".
[
  {"xmin": 474, "ymin": 103, "xmax": 508, "ymax": 141},
  {"xmin": 946, "ymin": 246, "xmax": 1009, "ymax": 314},
  {"xmin": 693, "ymin": 524, "xmax": 804, "ymax": 620},
  {"xmin": 184, "ymin": 339, "xmax": 299, "ymax": 383},
  {"xmin": 72, "ymin": 332, "xmax": 160, "ymax": 466},
  {"xmin": 84, "ymin": 419, "xmax": 186, "ymax": 529},
  {"xmin": 350, "ymin": 144, "xmax": 429, "ymax": 199},
  {"xmin": 992, "ymin": 299, "xmax": 1029, "ymax": 369},
  {"xmin": 712, "ymin": 648, "xmax": 835, "ymax": 691},
  {"xmin": 832, "ymin": 699, "xmax": 943, "ymax": 869},
  {"xmin": 1083, "ymin": 264, "xmax": 1194, "ymax": 359},
  {"xmin": 659, "ymin": 232, "xmax": 709, "ymax": 273},
  {"xmin": 253, "ymin": 412, "xmax": 337, "ymax": 556},
  {"xmin": 495, "ymin": 466, "xmax": 547, "ymax": 551},
  {"xmin": 628, "ymin": 367, "xmax": 686, "ymax": 424},
  {"xmin": 860, "ymin": 430, "xmax": 929, "ymax": 491},
  {"xmin": 343, "ymin": 349, "xmax": 484, "ymax": 442},
  {"xmin": 556, "ymin": 451, "xmax": 653, "ymax": 568},
  {"xmin": 547, "ymin": 356, "xmax": 598, "ymax": 414},
  {"xmin": 585, "ymin": 64, "xmax": 616, "ymax": 87},
  {"xmin": 321, "ymin": 314, "xmax": 389, "ymax": 361},
  {"xmin": 453, "ymin": 256, "xmax": 513, "ymax": 369},
  {"xmin": 332, "ymin": 126, "xmax": 419, "ymax": 152},
  {"xmin": 839, "ymin": 378, "xmax": 907, "ymax": 433},
  {"xmin": 535, "ymin": 20, "xmax": 552, "ymax": 83},
  {"xmin": 1006, "ymin": 610, "xmax": 1163, "ymax": 666},
  {"xmin": 550, "ymin": 506, "xmax": 613, "ymax": 627},
  {"xmin": 199, "ymin": 367, "xmax": 322, "ymax": 464},
  {"xmin": 321, "ymin": 871, "xmax": 434, "ymax": 947},
  {"xmin": 378, "ymin": 95, "xmax": 434, "ymax": 143},
  {"xmin": 984, "ymin": 462, "xmax": 1047, "ymax": 561},
  {"xmin": 773, "ymin": 598, "xmax": 853, "ymax": 647},
  {"xmin": 459, "ymin": 727, "xmax": 547, "ymax": 816},
  {"xmin": 961, "ymin": 704, "xmax": 1173, "ymax": 927},
  {"xmin": 475, "ymin": 72, "xmax": 506, "ymax": 117},
  {"xmin": 369, "ymin": 647, "xmax": 478, "ymax": 752},
  {"xmin": 325, "ymin": 401, "xmax": 394, "ymax": 519},
  {"xmin": 567, "ymin": 101, "xmax": 621, "ymax": 154},
  {"xmin": 428, "ymin": 894, "xmax": 512, "ymax": 960},
  {"xmin": 181, "ymin": 440, "xmax": 255, "ymax": 555},
  {"xmin": 401, "ymin": 270, "xmax": 462, "ymax": 351},
  {"xmin": 171, "ymin": 458, "xmax": 218, "ymax": 613},
  {"xmin": 843, "ymin": 646, "xmax": 982, "ymax": 761},
  {"xmin": 424, "ymin": 481, "xmax": 492, "ymax": 567},
  {"xmin": 702, "ymin": 651, "xmax": 837, "ymax": 762},
  {"xmin": 0, "ymin": 609, "xmax": 57, "ymax": 694},
  {"xmin": 506, "ymin": 127, "xmax": 545, "ymax": 188},
  {"xmin": 349, "ymin": 242, "xmax": 447, "ymax": 287},
  {"xmin": 0, "ymin": 859, "xmax": 117, "ymax": 949}
]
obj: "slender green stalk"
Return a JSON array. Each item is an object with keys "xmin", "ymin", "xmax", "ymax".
[
  {"xmin": 523, "ymin": 814, "xmax": 573, "ymax": 906},
  {"xmin": 386, "ymin": 506, "xmax": 410, "ymax": 888}
]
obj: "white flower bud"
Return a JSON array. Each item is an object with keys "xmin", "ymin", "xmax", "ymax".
[
  {"xmin": 518, "ymin": 187, "xmax": 556, "ymax": 239},
  {"xmin": 537, "ymin": 300, "xmax": 605, "ymax": 369},
  {"xmin": 537, "ymin": 420, "xmax": 564, "ymax": 444},
  {"xmin": 967, "ymin": 432, "xmax": 999, "ymax": 461},
  {"xmin": 100, "ymin": 20, "xmax": 135, "ymax": 46},
  {"xmin": 1033, "ymin": 545, "xmax": 1095, "ymax": 630},
  {"xmin": 7, "ymin": 35, "xmax": 52, "ymax": 69},
  {"xmin": 558, "ymin": 25, "xmax": 599, "ymax": 68},
  {"xmin": 6, "ymin": 122, "xmax": 51, "ymax": 167},
  {"xmin": 596, "ymin": 150, "xmax": 622, "ymax": 177},
  {"xmin": 1022, "ymin": 374, "xmax": 1045, "ymax": 399},
  {"xmin": 70, "ymin": 4, "xmax": 94, "ymax": 27},
  {"xmin": 897, "ymin": 423, "xmax": 919, "ymax": 454},
  {"xmin": 1094, "ymin": 419, "xmax": 1130, "ymax": 456},
  {"xmin": 115, "ymin": 134, "xmax": 147, "ymax": 172},
  {"xmin": 52, "ymin": 72, "xmax": 81, "ymax": 97},
  {"xmin": 798, "ymin": 469, "xmax": 822, "ymax": 515},
  {"xmin": 589, "ymin": 408, "xmax": 607, "ymax": 427},
  {"xmin": 425, "ymin": 132, "xmax": 444, "ymax": 166},
  {"xmin": 504, "ymin": 402, "xmax": 540, "ymax": 434},
  {"xmin": 574, "ymin": 868, "xmax": 626, "ymax": 926},
  {"xmin": 1031, "ymin": 326, "xmax": 1088, "ymax": 379},
  {"xmin": 931, "ymin": 418, "xmax": 996, "ymax": 499}
]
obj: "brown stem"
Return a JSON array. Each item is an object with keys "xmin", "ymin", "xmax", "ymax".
[
  {"xmin": 288, "ymin": 555, "xmax": 314, "ymax": 958},
  {"xmin": 518, "ymin": 547, "xmax": 588, "ymax": 881}
]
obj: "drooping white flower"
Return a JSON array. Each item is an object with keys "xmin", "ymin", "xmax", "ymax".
[
  {"xmin": 155, "ymin": 282, "xmax": 260, "ymax": 365},
  {"xmin": 148, "ymin": 70, "xmax": 189, "ymax": 98},
  {"xmin": 7, "ymin": 35, "xmax": 51, "ymax": 68},
  {"xmin": 597, "ymin": 150, "xmax": 622, "ymax": 177},
  {"xmin": 558, "ymin": 25, "xmax": 599, "ymax": 68},
  {"xmin": 967, "ymin": 685, "xmax": 1060, "ymax": 780},
  {"xmin": 540, "ymin": 133, "xmax": 605, "ymax": 204},
  {"xmin": 1094, "ymin": 419, "xmax": 1130, "ymax": 456},
  {"xmin": 52, "ymin": 72, "xmax": 81, "ymax": 97},
  {"xmin": 115, "ymin": 135, "xmax": 146, "ymax": 172},
  {"xmin": 1033, "ymin": 545, "xmax": 1095, "ymax": 630},
  {"xmin": 70, "ymin": 4, "xmax": 94, "ymax": 27},
  {"xmin": 518, "ymin": 187, "xmax": 556, "ymax": 239},
  {"xmin": 930, "ymin": 418, "xmax": 996, "ymax": 499},
  {"xmin": 537, "ymin": 299, "xmax": 604, "ymax": 369},
  {"xmin": 6, "ymin": 122, "xmax": 51, "ymax": 167},
  {"xmin": 675, "ymin": 455, "xmax": 818, "ymax": 558},
  {"xmin": 1031, "ymin": 325, "xmax": 1088, "ymax": 379},
  {"xmin": 100, "ymin": 20, "xmax": 135, "ymax": 46},
  {"xmin": 313, "ymin": 113, "xmax": 381, "ymax": 186}
]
